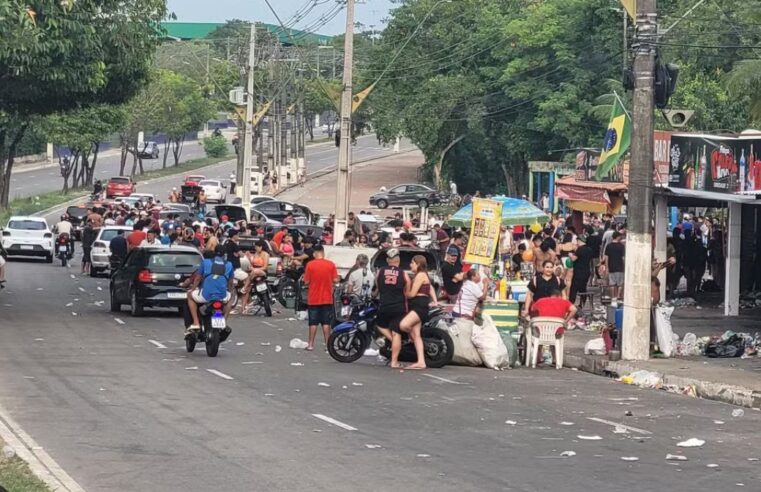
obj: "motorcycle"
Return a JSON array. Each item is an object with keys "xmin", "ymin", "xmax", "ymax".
[
  {"xmin": 230, "ymin": 274, "xmax": 273, "ymax": 317},
  {"xmin": 56, "ymin": 234, "xmax": 72, "ymax": 267},
  {"xmin": 327, "ymin": 294, "xmax": 455, "ymax": 368},
  {"xmin": 183, "ymin": 300, "xmax": 230, "ymax": 357}
]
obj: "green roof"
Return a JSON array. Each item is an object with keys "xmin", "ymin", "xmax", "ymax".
[{"xmin": 162, "ymin": 22, "xmax": 332, "ymax": 46}]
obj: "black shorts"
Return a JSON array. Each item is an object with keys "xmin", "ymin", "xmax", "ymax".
[
  {"xmin": 308, "ymin": 304, "xmax": 333, "ymax": 326},
  {"xmin": 376, "ymin": 309, "xmax": 406, "ymax": 330},
  {"xmin": 82, "ymin": 248, "xmax": 91, "ymax": 263}
]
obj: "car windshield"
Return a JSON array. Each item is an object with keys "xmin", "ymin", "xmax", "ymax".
[
  {"xmin": 110, "ymin": 177, "xmax": 130, "ymax": 184},
  {"xmin": 199, "ymin": 181, "xmax": 218, "ymax": 186},
  {"xmin": 99, "ymin": 229, "xmax": 127, "ymax": 242},
  {"xmin": 66, "ymin": 207, "xmax": 87, "ymax": 217},
  {"xmin": 148, "ymin": 252, "xmax": 201, "ymax": 270},
  {"xmin": 8, "ymin": 220, "xmax": 46, "ymax": 230}
]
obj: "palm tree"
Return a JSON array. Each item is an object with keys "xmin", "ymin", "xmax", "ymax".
[{"xmin": 726, "ymin": 60, "xmax": 761, "ymax": 125}]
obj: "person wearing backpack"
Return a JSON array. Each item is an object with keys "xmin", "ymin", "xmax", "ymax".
[
  {"xmin": 186, "ymin": 245, "xmax": 234, "ymax": 335},
  {"xmin": 521, "ymin": 259, "xmax": 566, "ymax": 317}
]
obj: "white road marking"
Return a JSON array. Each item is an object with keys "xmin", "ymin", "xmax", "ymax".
[
  {"xmin": 114, "ymin": 318, "xmax": 125, "ymax": 325},
  {"xmin": 206, "ymin": 369, "xmax": 234, "ymax": 380},
  {"xmin": 0, "ymin": 404, "xmax": 85, "ymax": 491},
  {"xmin": 587, "ymin": 417, "xmax": 652, "ymax": 435},
  {"xmin": 312, "ymin": 414, "xmax": 357, "ymax": 431},
  {"xmin": 78, "ymin": 287, "xmax": 86, "ymax": 292},
  {"xmin": 422, "ymin": 373, "xmax": 467, "ymax": 385},
  {"xmin": 261, "ymin": 320, "xmax": 275, "ymax": 327},
  {"xmin": 148, "ymin": 339, "xmax": 167, "ymax": 349}
]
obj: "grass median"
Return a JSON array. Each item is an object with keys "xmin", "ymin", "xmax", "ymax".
[
  {"xmin": 0, "ymin": 437, "xmax": 50, "ymax": 492},
  {"xmin": 0, "ymin": 154, "xmax": 233, "ymax": 225}
]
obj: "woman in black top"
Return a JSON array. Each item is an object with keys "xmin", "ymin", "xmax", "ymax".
[{"xmin": 522, "ymin": 260, "xmax": 565, "ymax": 317}]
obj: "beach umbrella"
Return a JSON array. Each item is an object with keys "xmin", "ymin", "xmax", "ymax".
[{"xmin": 447, "ymin": 196, "xmax": 549, "ymax": 228}]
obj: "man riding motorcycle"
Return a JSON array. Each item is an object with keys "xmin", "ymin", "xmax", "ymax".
[
  {"xmin": 186, "ymin": 245, "xmax": 234, "ymax": 336},
  {"xmin": 53, "ymin": 214, "xmax": 75, "ymax": 258}
]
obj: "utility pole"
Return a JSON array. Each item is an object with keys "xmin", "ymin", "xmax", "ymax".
[
  {"xmin": 622, "ymin": 0, "xmax": 657, "ymax": 361},
  {"xmin": 280, "ymin": 83, "xmax": 288, "ymax": 189},
  {"xmin": 334, "ymin": 0, "xmax": 355, "ymax": 242},
  {"xmin": 239, "ymin": 23, "xmax": 256, "ymax": 206}
]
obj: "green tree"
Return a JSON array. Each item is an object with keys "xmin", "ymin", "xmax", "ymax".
[
  {"xmin": 43, "ymin": 106, "xmax": 125, "ymax": 192},
  {"xmin": 0, "ymin": 0, "xmax": 167, "ymax": 208}
]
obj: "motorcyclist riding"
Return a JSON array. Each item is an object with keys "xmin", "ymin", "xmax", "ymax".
[
  {"xmin": 53, "ymin": 214, "xmax": 75, "ymax": 258},
  {"xmin": 186, "ymin": 245, "xmax": 234, "ymax": 335}
]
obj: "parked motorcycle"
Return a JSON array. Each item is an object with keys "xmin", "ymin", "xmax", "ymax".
[
  {"xmin": 56, "ymin": 234, "xmax": 73, "ymax": 267},
  {"xmin": 183, "ymin": 300, "xmax": 230, "ymax": 357},
  {"xmin": 230, "ymin": 274, "xmax": 273, "ymax": 317},
  {"xmin": 327, "ymin": 295, "xmax": 455, "ymax": 368}
]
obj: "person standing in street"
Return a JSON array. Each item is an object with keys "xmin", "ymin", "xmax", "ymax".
[
  {"xmin": 374, "ymin": 248, "xmax": 409, "ymax": 341},
  {"xmin": 303, "ymin": 245, "xmax": 339, "ymax": 351},
  {"xmin": 80, "ymin": 220, "xmax": 98, "ymax": 276},
  {"xmin": 569, "ymin": 235, "xmax": 593, "ymax": 305},
  {"xmin": 602, "ymin": 231, "xmax": 626, "ymax": 300}
]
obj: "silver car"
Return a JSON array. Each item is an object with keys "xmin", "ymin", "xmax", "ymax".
[{"xmin": 90, "ymin": 225, "xmax": 132, "ymax": 277}]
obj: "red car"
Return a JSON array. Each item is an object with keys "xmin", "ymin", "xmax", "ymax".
[
  {"xmin": 183, "ymin": 175, "xmax": 206, "ymax": 187},
  {"xmin": 106, "ymin": 176, "xmax": 136, "ymax": 198}
]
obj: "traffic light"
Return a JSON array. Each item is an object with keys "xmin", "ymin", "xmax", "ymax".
[{"xmin": 654, "ymin": 61, "xmax": 679, "ymax": 109}]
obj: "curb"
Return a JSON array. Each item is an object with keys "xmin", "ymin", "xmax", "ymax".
[
  {"xmin": 0, "ymin": 404, "xmax": 84, "ymax": 491},
  {"xmin": 273, "ymin": 149, "xmax": 418, "ymax": 198},
  {"xmin": 563, "ymin": 352, "xmax": 761, "ymax": 409}
]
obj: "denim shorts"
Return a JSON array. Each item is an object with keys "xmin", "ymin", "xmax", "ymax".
[{"xmin": 308, "ymin": 304, "xmax": 333, "ymax": 326}]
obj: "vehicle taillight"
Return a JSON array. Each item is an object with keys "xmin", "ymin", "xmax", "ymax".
[
  {"xmin": 342, "ymin": 296, "xmax": 350, "ymax": 305},
  {"xmin": 276, "ymin": 260, "xmax": 283, "ymax": 274},
  {"xmin": 211, "ymin": 301, "xmax": 223, "ymax": 310},
  {"xmin": 138, "ymin": 269, "xmax": 154, "ymax": 283}
]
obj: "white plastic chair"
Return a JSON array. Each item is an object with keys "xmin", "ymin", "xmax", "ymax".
[{"xmin": 528, "ymin": 317, "xmax": 566, "ymax": 369}]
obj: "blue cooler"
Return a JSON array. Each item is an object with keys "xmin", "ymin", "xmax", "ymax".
[{"xmin": 614, "ymin": 306, "xmax": 624, "ymax": 331}]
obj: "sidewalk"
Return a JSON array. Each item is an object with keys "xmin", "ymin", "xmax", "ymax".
[{"xmin": 563, "ymin": 301, "xmax": 761, "ymax": 409}]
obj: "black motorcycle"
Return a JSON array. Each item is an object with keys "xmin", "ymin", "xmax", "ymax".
[
  {"xmin": 183, "ymin": 301, "xmax": 230, "ymax": 357},
  {"xmin": 230, "ymin": 274, "xmax": 273, "ymax": 317},
  {"xmin": 327, "ymin": 294, "xmax": 455, "ymax": 368},
  {"xmin": 56, "ymin": 234, "xmax": 73, "ymax": 267}
]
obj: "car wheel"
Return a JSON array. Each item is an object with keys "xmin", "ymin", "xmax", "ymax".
[
  {"xmin": 418, "ymin": 198, "xmax": 429, "ymax": 208},
  {"xmin": 45, "ymin": 254, "xmax": 53, "ymax": 263},
  {"xmin": 90, "ymin": 268, "xmax": 99, "ymax": 278},
  {"xmin": 376, "ymin": 199, "xmax": 388, "ymax": 209},
  {"xmin": 130, "ymin": 289, "xmax": 144, "ymax": 317},
  {"xmin": 110, "ymin": 286, "xmax": 121, "ymax": 312}
]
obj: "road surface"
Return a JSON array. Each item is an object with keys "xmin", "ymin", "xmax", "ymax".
[
  {"xmin": 1, "ymin": 150, "xmax": 760, "ymax": 491},
  {"xmin": 9, "ymin": 134, "xmax": 413, "ymax": 201}
]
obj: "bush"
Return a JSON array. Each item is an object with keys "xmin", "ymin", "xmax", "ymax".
[{"xmin": 202, "ymin": 135, "xmax": 228, "ymax": 158}]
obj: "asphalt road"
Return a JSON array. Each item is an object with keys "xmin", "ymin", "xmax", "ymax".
[
  {"xmin": 1, "ymin": 256, "xmax": 760, "ymax": 491},
  {"xmin": 10, "ymin": 134, "xmax": 412, "ymax": 201}
]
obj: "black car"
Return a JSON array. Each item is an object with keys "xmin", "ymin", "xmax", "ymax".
[
  {"xmin": 65, "ymin": 205, "xmax": 90, "ymax": 240},
  {"xmin": 110, "ymin": 246, "xmax": 202, "ymax": 317},
  {"xmin": 252, "ymin": 200, "xmax": 312, "ymax": 224},
  {"xmin": 368, "ymin": 184, "xmax": 442, "ymax": 209}
]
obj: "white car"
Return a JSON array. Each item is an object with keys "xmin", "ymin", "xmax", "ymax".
[
  {"xmin": 1, "ymin": 216, "xmax": 54, "ymax": 262},
  {"xmin": 199, "ymin": 179, "xmax": 227, "ymax": 203},
  {"xmin": 129, "ymin": 193, "xmax": 155, "ymax": 204},
  {"xmin": 90, "ymin": 225, "xmax": 132, "ymax": 277}
]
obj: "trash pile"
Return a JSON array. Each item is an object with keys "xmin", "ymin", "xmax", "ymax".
[
  {"xmin": 669, "ymin": 297, "xmax": 697, "ymax": 308},
  {"xmin": 718, "ymin": 291, "xmax": 761, "ymax": 310},
  {"xmin": 674, "ymin": 330, "xmax": 761, "ymax": 358}
]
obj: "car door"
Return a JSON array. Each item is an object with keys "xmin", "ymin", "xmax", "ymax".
[
  {"xmin": 388, "ymin": 185, "xmax": 407, "ymax": 205},
  {"xmin": 405, "ymin": 184, "xmax": 428, "ymax": 204},
  {"xmin": 114, "ymin": 250, "xmax": 142, "ymax": 301}
]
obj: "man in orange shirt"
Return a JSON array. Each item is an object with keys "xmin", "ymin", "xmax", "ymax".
[
  {"xmin": 272, "ymin": 226, "xmax": 288, "ymax": 253},
  {"xmin": 303, "ymin": 245, "xmax": 340, "ymax": 351}
]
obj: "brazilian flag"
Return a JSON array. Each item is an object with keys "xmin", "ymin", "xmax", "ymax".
[{"xmin": 595, "ymin": 96, "xmax": 632, "ymax": 181}]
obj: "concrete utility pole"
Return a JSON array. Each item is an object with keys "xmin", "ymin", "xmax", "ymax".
[
  {"xmin": 334, "ymin": 0, "xmax": 355, "ymax": 241},
  {"xmin": 280, "ymin": 84, "xmax": 288, "ymax": 189},
  {"xmin": 622, "ymin": 0, "xmax": 657, "ymax": 361},
  {"xmin": 239, "ymin": 22, "xmax": 257, "ymax": 206}
]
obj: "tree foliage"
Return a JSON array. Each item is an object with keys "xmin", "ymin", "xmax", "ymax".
[{"xmin": 0, "ymin": 0, "xmax": 167, "ymax": 207}]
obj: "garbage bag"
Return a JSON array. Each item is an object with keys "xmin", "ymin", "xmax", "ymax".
[
  {"xmin": 654, "ymin": 305, "xmax": 676, "ymax": 357},
  {"xmin": 584, "ymin": 337, "xmax": 607, "ymax": 355},
  {"xmin": 498, "ymin": 330, "xmax": 519, "ymax": 368},
  {"xmin": 705, "ymin": 334, "xmax": 745, "ymax": 358},
  {"xmin": 447, "ymin": 320, "xmax": 483, "ymax": 367},
  {"xmin": 471, "ymin": 314, "xmax": 509, "ymax": 370}
]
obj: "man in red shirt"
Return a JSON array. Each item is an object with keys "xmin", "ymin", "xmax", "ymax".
[
  {"xmin": 530, "ymin": 288, "xmax": 576, "ymax": 364},
  {"xmin": 126, "ymin": 223, "xmax": 147, "ymax": 252},
  {"xmin": 303, "ymin": 245, "xmax": 340, "ymax": 351}
]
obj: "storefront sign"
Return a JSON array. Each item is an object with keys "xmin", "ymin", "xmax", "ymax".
[
  {"xmin": 668, "ymin": 134, "xmax": 739, "ymax": 192},
  {"xmin": 654, "ymin": 131, "xmax": 671, "ymax": 186},
  {"xmin": 464, "ymin": 198, "xmax": 503, "ymax": 265},
  {"xmin": 575, "ymin": 150, "xmax": 628, "ymax": 184}
]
